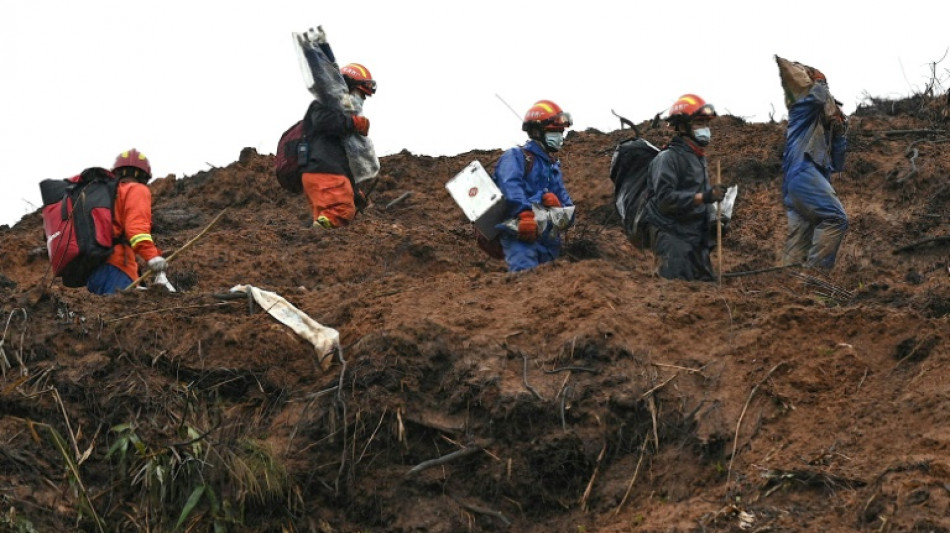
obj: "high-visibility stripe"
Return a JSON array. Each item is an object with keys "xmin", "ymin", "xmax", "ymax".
[{"xmin": 129, "ymin": 233, "xmax": 153, "ymax": 247}]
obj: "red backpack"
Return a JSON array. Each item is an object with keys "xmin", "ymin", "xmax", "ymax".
[
  {"xmin": 274, "ymin": 119, "xmax": 307, "ymax": 194},
  {"xmin": 40, "ymin": 167, "xmax": 119, "ymax": 287}
]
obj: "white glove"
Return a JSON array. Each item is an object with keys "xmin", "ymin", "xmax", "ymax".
[
  {"xmin": 147, "ymin": 256, "xmax": 167, "ymax": 273},
  {"xmin": 304, "ymin": 26, "xmax": 326, "ymax": 45}
]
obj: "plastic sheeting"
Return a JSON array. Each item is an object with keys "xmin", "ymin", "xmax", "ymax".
[
  {"xmin": 498, "ymin": 205, "xmax": 575, "ymax": 240},
  {"xmin": 292, "ymin": 32, "xmax": 380, "ymax": 184},
  {"xmin": 230, "ymin": 284, "xmax": 341, "ymax": 371}
]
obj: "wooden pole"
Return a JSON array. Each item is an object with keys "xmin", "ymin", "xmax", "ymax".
[
  {"xmin": 123, "ymin": 207, "xmax": 229, "ymax": 292},
  {"xmin": 716, "ymin": 159, "xmax": 723, "ymax": 286}
]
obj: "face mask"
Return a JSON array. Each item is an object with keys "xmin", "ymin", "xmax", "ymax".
[
  {"xmin": 346, "ymin": 90, "xmax": 365, "ymax": 113},
  {"xmin": 692, "ymin": 126, "xmax": 711, "ymax": 146},
  {"xmin": 543, "ymin": 131, "xmax": 564, "ymax": 152}
]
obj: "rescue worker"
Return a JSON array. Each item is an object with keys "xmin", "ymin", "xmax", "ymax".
[
  {"xmin": 644, "ymin": 94, "xmax": 727, "ymax": 281},
  {"xmin": 780, "ymin": 65, "xmax": 848, "ymax": 270},
  {"xmin": 494, "ymin": 100, "xmax": 575, "ymax": 272},
  {"xmin": 86, "ymin": 149, "xmax": 166, "ymax": 295},
  {"xmin": 301, "ymin": 61, "xmax": 375, "ymax": 229}
]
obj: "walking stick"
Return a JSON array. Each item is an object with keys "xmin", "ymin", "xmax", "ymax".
[
  {"xmin": 716, "ymin": 159, "xmax": 723, "ymax": 286},
  {"xmin": 123, "ymin": 207, "xmax": 229, "ymax": 292}
]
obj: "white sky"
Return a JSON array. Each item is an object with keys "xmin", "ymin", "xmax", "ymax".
[{"xmin": 2, "ymin": 0, "xmax": 948, "ymax": 227}]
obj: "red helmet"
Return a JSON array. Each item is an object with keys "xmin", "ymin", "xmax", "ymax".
[
  {"xmin": 666, "ymin": 94, "xmax": 717, "ymax": 124},
  {"xmin": 112, "ymin": 148, "xmax": 151, "ymax": 182},
  {"xmin": 521, "ymin": 100, "xmax": 573, "ymax": 132},
  {"xmin": 340, "ymin": 63, "xmax": 376, "ymax": 96}
]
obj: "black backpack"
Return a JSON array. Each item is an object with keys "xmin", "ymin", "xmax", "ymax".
[
  {"xmin": 275, "ymin": 119, "xmax": 307, "ymax": 194},
  {"xmin": 609, "ymin": 137, "xmax": 661, "ymax": 249},
  {"xmin": 40, "ymin": 167, "xmax": 120, "ymax": 287}
]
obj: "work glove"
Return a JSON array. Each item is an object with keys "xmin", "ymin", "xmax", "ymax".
[
  {"xmin": 352, "ymin": 115, "xmax": 370, "ymax": 136},
  {"xmin": 541, "ymin": 192, "xmax": 561, "ymax": 208},
  {"xmin": 147, "ymin": 256, "xmax": 167, "ymax": 273},
  {"xmin": 702, "ymin": 185, "xmax": 729, "ymax": 204},
  {"xmin": 517, "ymin": 211, "xmax": 538, "ymax": 242}
]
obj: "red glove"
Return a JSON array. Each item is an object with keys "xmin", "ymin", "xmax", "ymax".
[
  {"xmin": 517, "ymin": 211, "xmax": 538, "ymax": 242},
  {"xmin": 541, "ymin": 192, "xmax": 561, "ymax": 208},
  {"xmin": 352, "ymin": 115, "xmax": 370, "ymax": 136}
]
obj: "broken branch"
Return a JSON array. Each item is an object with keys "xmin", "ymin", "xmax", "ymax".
[
  {"xmin": 728, "ymin": 362, "xmax": 787, "ymax": 483},
  {"xmin": 406, "ymin": 445, "xmax": 480, "ymax": 476}
]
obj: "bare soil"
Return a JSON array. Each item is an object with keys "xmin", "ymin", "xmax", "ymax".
[{"xmin": 1, "ymin": 96, "xmax": 949, "ymax": 532}]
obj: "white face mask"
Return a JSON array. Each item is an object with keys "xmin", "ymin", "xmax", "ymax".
[
  {"xmin": 692, "ymin": 126, "xmax": 711, "ymax": 146},
  {"xmin": 543, "ymin": 131, "xmax": 564, "ymax": 152},
  {"xmin": 345, "ymin": 90, "xmax": 365, "ymax": 113}
]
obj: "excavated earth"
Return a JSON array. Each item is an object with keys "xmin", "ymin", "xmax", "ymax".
[{"xmin": 1, "ymin": 96, "xmax": 949, "ymax": 532}]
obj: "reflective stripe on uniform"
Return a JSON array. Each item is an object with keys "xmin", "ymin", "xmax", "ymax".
[{"xmin": 129, "ymin": 233, "xmax": 153, "ymax": 247}]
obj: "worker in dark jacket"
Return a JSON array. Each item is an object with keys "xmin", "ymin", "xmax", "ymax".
[
  {"xmin": 644, "ymin": 94, "xmax": 727, "ymax": 281},
  {"xmin": 494, "ymin": 99, "xmax": 575, "ymax": 272},
  {"xmin": 778, "ymin": 61, "xmax": 848, "ymax": 270},
  {"xmin": 301, "ymin": 62, "xmax": 375, "ymax": 229}
]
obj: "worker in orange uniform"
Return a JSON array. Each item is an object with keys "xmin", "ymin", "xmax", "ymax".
[
  {"xmin": 85, "ymin": 149, "xmax": 167, "ymax": 294},
  {"xmin": 300, "ymin": 62, "xmax": 375, "ymax": 229}
]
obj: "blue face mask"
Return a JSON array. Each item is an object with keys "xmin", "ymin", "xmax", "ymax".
[
  {"xmin": 543, "ymin": 131, "xmax": 564, "ymax": 152},
  {"xmin": 692, "ymin": 126, "xmax": 711, "ymax": 146}
]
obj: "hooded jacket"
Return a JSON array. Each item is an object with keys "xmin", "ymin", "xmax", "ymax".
[{"xmin": 644, "ymin": 135, "xmax": 712, "ymax": 241}]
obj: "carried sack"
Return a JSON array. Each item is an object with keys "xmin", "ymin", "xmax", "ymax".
[
  {"xmin": 610, "ymin": 137, "xmax": 661, "ymax": 249},
  {"xmin": 275, "ymin": 119, "xmax": 307, "ymax": 194},
  {"xmin": 40, "ymin": 167, "xmax": 119, "ymax": 287}
]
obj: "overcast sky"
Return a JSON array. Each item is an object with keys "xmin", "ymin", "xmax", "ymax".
[{"xmin": 2, "ymin": 0, "xmax": 948, "ymax": 228}]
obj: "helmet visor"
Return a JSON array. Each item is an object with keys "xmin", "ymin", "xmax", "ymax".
[
  {"xmin": 359, "ymin": 79, "xmax": 377, "ymax": 95},
  {"xmin": 543, "ymin": 112, "xmax": 573, "ymax": 130}
]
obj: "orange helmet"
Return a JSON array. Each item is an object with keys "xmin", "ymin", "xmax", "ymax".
[
  {"xmin": 340, "ymin": 63, "xmax": 376, "ymax": 96},
  {"xmin": 112, "ymin": 148, "xmax": 152, "ymax": 182},
  {"xmin": 521, "ymin": 100, "xmax": 573, "ymax": 133},
  {"xmin": 666, "ymin": 94, "xmax": 717, "ymax": 125}
]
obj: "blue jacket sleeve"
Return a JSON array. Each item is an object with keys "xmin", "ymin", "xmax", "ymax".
[{"xmin": 495, "ymin": 148, "xmax": 532, "ymax": 216}]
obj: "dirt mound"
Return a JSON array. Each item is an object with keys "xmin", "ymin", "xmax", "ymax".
[{"xmin": 1, "ymin": 97, "xmax": 949, "ymax": 532}]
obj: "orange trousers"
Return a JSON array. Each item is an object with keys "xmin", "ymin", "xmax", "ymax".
[{"xmin": 301, "ymin": 172, "xmax": 356, "ymax": 228}]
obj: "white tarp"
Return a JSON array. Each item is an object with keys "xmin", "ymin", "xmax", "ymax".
[{"xmin": 230, "ymin": 284, "xmax": 340, "ymax": 371}]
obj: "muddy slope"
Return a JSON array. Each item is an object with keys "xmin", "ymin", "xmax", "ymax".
[{"xmin": 1, "ymin": 97, "xmax": 949, "ymax": 532}]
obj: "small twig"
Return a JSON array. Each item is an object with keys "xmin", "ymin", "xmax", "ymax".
[
  {"xmin": 543, "ymin": 365, "xmax": 599, "ymax": 374},
  {"xmin": 892, "ymin": 235, "xmax": 950, "ymax": 254},
  {"xmin": 385, "ymin": 191, "xmax": 413, "ymax": 210},
  {"xmin": 356, "ymin": 408, "xmax": 388, "ymax": 465},
  {"xmin": 406, "ymin": 445, "xmax": 480, "ymax": 476},
  {"xmin": 105, "ymin": 301, "xmax": 236, "ymax": 323},
  {"xmin": 856, "ymin": 367, "xmax": 869, "ymax": 393},
  {"xmin": 728, "ymin": 362, "xmax": 787, "ymax": 482},
  {"xmin": 647, "ymin": 395, "xmax": 659, "ymax": 450},
  {"xmin": 614, "ymin": 436, "xmax": 649, "ymax": 516},
  {"xmin": 456, "ymin": 500, "xmax": 511, "ymax": 527},
  {"xmin": 521, "ymin": 354, "xmax": 543, "ymax": 400},
  {"xmin": 651, "ymin": 362, "xmax": 705, "ymax": 374},
  {"xmin": 856, "ymin": 129, "xmax": 948, "ymax": 137},
  {"xmin": 123, "ymin": 207, "xmax": 229, "ymax": 291},
  {"xmin": 722, "ymin": 263, "xmax": 802, "ymax": 278},
  {"xmin": 640, "ymin": 373, "xmax": 678, "ymax": 399},
  {"xmin": 580, "ymin": 441, "xmax": 607, "ymax": 512}
]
